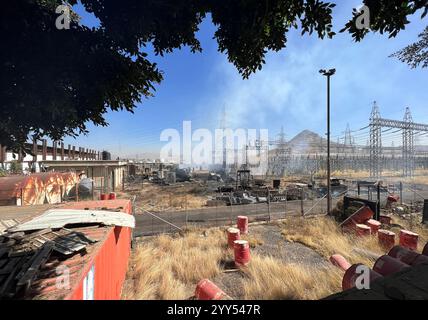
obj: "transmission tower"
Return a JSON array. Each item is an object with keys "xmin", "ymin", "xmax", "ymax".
[
  {"xmin": 403, "ymin": 107, "xmax": 415, "ymax": 177},
  {"xmin": 370, "ymin": 101, "xmax": 382, "ymax": 178},
  {"xmin": 344, "ymin": 123, "xmax": 355, "ymax": 154}
]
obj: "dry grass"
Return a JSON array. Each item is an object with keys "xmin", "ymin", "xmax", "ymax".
[
  {"xmin": 122, "ymin": 228, "xmax": 229, "ymax": 300},
  {"xmin": 124, "ymin": 216, "xmax": 424, "ymax": 300},
  {"xmin": 118, "ymin": 182, "xmax": 209, "ymax": 211},
  {"xmin": 241, "ymin": 233, "xmax": 264, "ymax": 248},
  {"xmin": 242, "ymin": 255, "xmax": 342, "ymax": 300},
  {"xmin": 280, "ymin": 216, "xmax": 384, "ymax": 266}
]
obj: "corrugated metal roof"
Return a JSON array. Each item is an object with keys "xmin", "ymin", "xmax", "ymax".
[{"xmin": 0, "ymin": 199, "xmax": 132, "ymax": 300}]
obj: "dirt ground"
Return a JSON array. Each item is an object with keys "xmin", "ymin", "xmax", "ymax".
[
  {"xmin": 117, "ymin": 181, "xmax": 214, "ymax": 211},
  {"xmin": 211, "ymin": 223, "xmax": 329, "ymax": 299}
]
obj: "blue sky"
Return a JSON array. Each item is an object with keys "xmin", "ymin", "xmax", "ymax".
[{"xmin": 65, "ymin": 1, "xmax": 428, "ymax": 158}]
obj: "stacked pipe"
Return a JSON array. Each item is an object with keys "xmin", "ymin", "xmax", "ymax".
[{"xmin": 331, "ymin": 241, "xmax": 428, "ymax": 292}]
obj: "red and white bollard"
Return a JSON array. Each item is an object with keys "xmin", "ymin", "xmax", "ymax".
[
  {"xmin": 355, "ymin": 224, "xmax": 371, "ymax": 237},
  {"xmin": 234, "ymin": 240, "xmax": 250, "ymax": 267},
  {"xmin": 227, "ymin": 227, "xmax": 240, "ymax": 249},
  {"xmin": 342, "ymin": 263, "xmax": 382, "ymax": 291},
  {"xmin": 365, "ymin": 219, "xmax": 381, "ymax": 234},
  {"xmin": 237, "ymin": 216, "xmax": 249, "ymax": 234},
  {"xmin": 108, "ymin": 192, "xmax": 116, "ymax": 200},
  {"xmin": 329, "ymin": 254, "xmax": 351, "ymax": 271},
  {"xmin": 378, "ymin": 229, "xmax": 396, "ymax": 250},
  {"xmin": 399, "ymin": 230, "xmax": 419, "ymax": 250},
  {"xmin": 195, "ymin": 279, "xmax": 230, "ymax": 300},
  {"xmin": 373, "ymin": 255, "xmax": 410, "ymax": 276}
]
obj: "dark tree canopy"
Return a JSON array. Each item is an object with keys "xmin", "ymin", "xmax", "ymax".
[
  {"xmin": 391, "ymin": 26, "xmax": 428, "ymax": 68},
  {"xmin": 1, "ymin": 0, "xmax": 427, "ymax": 151}
]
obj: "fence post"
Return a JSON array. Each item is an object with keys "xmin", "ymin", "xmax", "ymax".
[
  {"xmin": 400, "ymin": 181, "xmax": 403, "ymax": 205},
  {"xmin": 75, "ymin": 183, "xmax": 79, "ymax": 202},
  {"xmin": 300, "ymin": 188, "xmax": 304, "ymax": 216},
  {"xmin": 91, "ymin": 180, "xmax": 95, "ymax": 200},
  {"xmin": 60, "ymin": 185, "xmax": 63, "ymax": 203},
  {"xmin": 267, "ymin": 188, "xmax": 271, "ymax": 222}
]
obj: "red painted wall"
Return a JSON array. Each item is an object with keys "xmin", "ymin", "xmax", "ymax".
[{"xmin": 67, "ymin": 200, "xmax": 132, "ymax": 300}]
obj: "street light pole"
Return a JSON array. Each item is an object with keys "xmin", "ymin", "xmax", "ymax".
[{"xmin": 319, "ymin": 68, "xmax": 336, "ymax": 215}]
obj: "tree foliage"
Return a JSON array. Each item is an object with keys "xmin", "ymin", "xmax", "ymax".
[
  {"xmin": 391, "ymin": 26, "xmax": 428, "ymax": 68},
  {"xmin": 1, "ymin": 0, "xmax": 427, "ymax": 151}
]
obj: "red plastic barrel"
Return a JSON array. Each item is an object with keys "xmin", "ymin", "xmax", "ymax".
[
  {"xmin": 373, "ymin": 255, "xmax": 410, "ymax": 276},
  {"xmin": 387, "ymin": 195, "xmax": 399, "ymax": 203},
  {"xmin": 423, "ymin": 242, "xmax": 428, "ymax": 256},
  {"xmin": 234, "ymin": 240, "xmax": 250, "ymax": 267},
  {"xmin": 388, "ymin": 245, "xmax": 420, "ymax": 265},
  {"xmin": 342, "ymin": 263, "xmax": 383, "ymax": 291},
  {"xmin": 399, "ymin": 230, "xmax": 419, "ymax": 250},
  {"xmin": 227, "ymin": 227, "xmax": 240, "ymax": 249},
  {"xmin": 341, "ymin": 206, "xmax": 374, "ymax": 232},
  {"xmin": 237, "ymin": 216, "xmax": 249, "ymax": 234},
  {"xmin": 378, "ymin": 229, "xmax": 395, "ymax": 250},
  {"xmin": 100, "ymin": 193, "xmax": 108, "ymax": 200},
  {"xmin": 379, "ymin": 215, "xmax": 392, "ymax": 225},
  {"xmin": 108, "ymin": 192, "xmax": 116, "ymax": 200},
  {"xmin": 365, "ymin": 219, "xmax": 381, "ymax": 234},
  {"xmin": 356, "ymin": 224, "xmax": 371, "ymax": 237},
  {"xmin": 195, "ymin": 279, "xmax": 229, "ymax": 300},
  {"xmin": 329, "ymin": 254, "xmax": 351, "ymax": 271}
]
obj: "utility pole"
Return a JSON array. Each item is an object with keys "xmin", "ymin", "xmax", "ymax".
[{"xmin": 319, "ymin": 68, "xmax": 336, "ymax": 215}]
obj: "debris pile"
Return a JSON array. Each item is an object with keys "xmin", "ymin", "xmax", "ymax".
[{"xmin": 0, "ymin": 205, "xmax": 135, "ymax": 299}]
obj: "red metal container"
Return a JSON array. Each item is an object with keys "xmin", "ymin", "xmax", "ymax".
[
  {"xmin": 373, "ymin": 255, "xmax": 410, "ymax": 276},
  {"xmin": 388, "ymin": 245, "xmax": 420, "ymax": 265},
  {"xmin": 378, "ymin": 229, "xmax": 396, "ymax": 250},
  {"xmin": 237, "ymin": 216, "xmax": 249, "ymax": 234},
  {"xmin": 341, "ymin": 206, "xmax": 374, "ymax": 231},
  {"xmin": 0, "ymin": 175, "xmax": 45, "ymax": 206},
  {"xmin": 365, "ymin": 219, "xmax": 381, "ymax": 234},
  {"xmin": 227, "ymin": 227, "xmax": 240, "ymax": 249},
  {"xmin": 329, "ymin": 254, "xmax": 351, "ymax": 271},
  {"xmin": 59, "ymin": 172, "xmax": 79, "ymax": 197},
  {"xmin": 423, "ymin": 242, "xmax": 428, "ymax": 256},
  {"xmin": 195, "ymin": 279, "xmax": 229, "ymax": 300},
  {"xmin": 399, "ymin": 230, "xmax": 419, "ymax": 250},
  {"xmin": 412, "ymin": 254, "xmax": 428, "ymax": 266},
  {"xmin": 387, "ymin": 194, "xmax": 399, "ymax": 203},
  {"xmin": 342, "ymin": 263, "xmax": 383, "ymax": 291},
  {"xmin": 100, "ymin": 193, "xmax": 108, "ymax": 200},
  {"xmin": 234, "ymin": 240, "xmax": 250, "ymax": 267},
  {"xmin": 356, "ymin": 224, "xmax": 371, "ymax": 237},
  {"xmin": 32, "ymin": 172, "xmax": 63, "ymax": 204},
  {"xmin": 379, "ymin": 215, "xmax": 392, "ymax": 225},
  {"xmin": 27, "ymin": 199, "xmax": 132, "ymax": 300},
  {"xmin": 108, "ymin": 192, "xmax": 116, "ymax": 200}
]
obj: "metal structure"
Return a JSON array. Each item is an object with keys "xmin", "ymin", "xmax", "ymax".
[
  {"xmin": 369, "ymin": 102, "xmax": 428, "ymax": 178},
  {"xmin": 319, "ymin": 68, "xmax": 335, "ymax": 215}
]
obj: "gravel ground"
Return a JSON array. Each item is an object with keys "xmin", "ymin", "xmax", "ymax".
[{"xmin": 212, "ymin": 223, "xmax": 329, "ymax": 299}]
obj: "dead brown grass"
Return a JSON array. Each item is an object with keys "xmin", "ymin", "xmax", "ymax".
[
  {"xmin": 281, "ymin": 216, "xmax": 384, "ymax": 266},
  {"xmin": 242, "ymin": 255, "xmax": 342, "ymax": 300},
  {"xmin": 122, "ymin": 228, "xmax": 230, "ymax": 300},
  {"xmin": 119, "ymin": 182, "xmax": 209, "ymax": 211}
]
